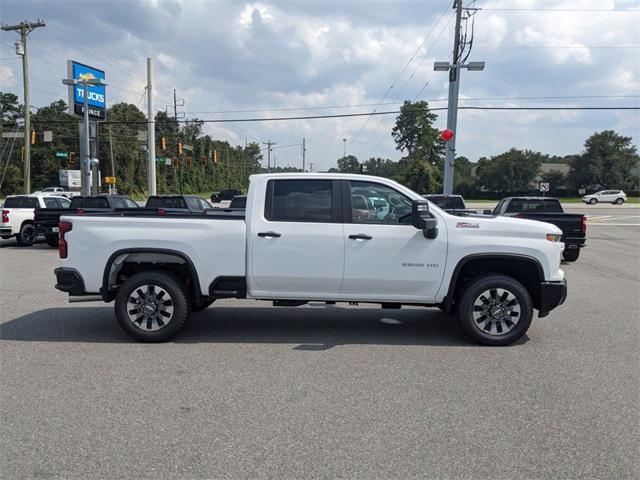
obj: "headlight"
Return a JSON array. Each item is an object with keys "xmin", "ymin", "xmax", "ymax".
[{"xmin": 546, "ymin": 233, "xmax": 562, "ymax": 242}]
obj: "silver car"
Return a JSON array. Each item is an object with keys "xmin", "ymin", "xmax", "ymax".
[{"xmin": 582, "ymin": 190, "xmax": 627, "ymax": 205}]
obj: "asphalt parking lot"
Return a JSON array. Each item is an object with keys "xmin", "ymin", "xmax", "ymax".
[{"xmin": 1, "ymin": 207, "xmax": 638, "ymax": 479}]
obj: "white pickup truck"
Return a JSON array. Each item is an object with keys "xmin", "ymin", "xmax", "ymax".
[
  {"xmin": 2, "ymin": 194, "xmax": 71, "ymax": 246},
  {"xmin": 54, "ymin": 173, "xmax": 567, "ymax": 345}
]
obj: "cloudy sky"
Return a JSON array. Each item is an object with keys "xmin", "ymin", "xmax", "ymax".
[{"xmin": 1, "ymin": 0, "xmax": 638, "ymax": 170}]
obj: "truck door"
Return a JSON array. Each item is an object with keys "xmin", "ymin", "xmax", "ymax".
[
  {"xmin": 248, "ymin": 179, "xmax": 344, "ymax": 298},
  {"xmin": 341, "ymin": 180, "xmax": 447, "ymax": 302}
]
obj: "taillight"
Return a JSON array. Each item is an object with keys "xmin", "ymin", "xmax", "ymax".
[
  {"xmin": 75, "ymin": 209, "xmax": 86, "ymax": 215},
  {"xmin": 157, "ymin": 208, "xmax": 167, "ymax": 216},
  {"xmin": 581, "ymin": 215, "xmax": 587, "ymax": 233},
  {"xmin": 1, "ymin": 209, "xmax": 8, "ymax": 223},
  {"xmin": 515, "ymin": 213, "xmax": 524, "ymax": 218},
  {"xmin": 58, "ymin": 221, "xmax": 72, "ymax": 259}
]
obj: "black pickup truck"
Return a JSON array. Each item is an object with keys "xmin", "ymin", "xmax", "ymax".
[
  {"xmin": 487, "ymin": 197, "xmax": 587, "ymax": 262},
  {"xmin": 35, "ymin": 195, "xmax": 139, "ymax": 247},
  {"xmin": 145, "ymin": 195, "xmax": 211, "ymax": 213}
]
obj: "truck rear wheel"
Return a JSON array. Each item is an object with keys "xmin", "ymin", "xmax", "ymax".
[
  {"xmin": 16, "ymin": 223, "xmax": 36, "ymax": 246},
  {"xmin": 456, "ymin": 274, "xmax": 533, "ymax": 346},
  {"xmin": 562, "ymin": 248, "xmax": 580, "ymax": 262},
  {"xmin": 115, "ymin": 271, "xmax": 190, "ymax": 342}
]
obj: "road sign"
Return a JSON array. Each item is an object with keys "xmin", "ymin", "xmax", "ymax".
[
  {"xmin": 55, "ymin": 151, "xmax": 68, "ymax": 158},
  {"xmin": 539, "ymin": 182, "xmax": 550, "ymax": 192},
  {"xmin": 2, "ymin": 132, "xmax": 23, "ymax": 139},
  {"xmin": 182, "ymin": 144, "xmax": 193, "ymax": 152},
  {"xmin": 44, "ymin": 131, "xmax": 53, "ymax": 142},
  {"xmin": 104, "ymin": 176, "xmax": 116, "ymax": 185},
  {"xmin": 156, "ymin": 157, "xmax": 166, "ymax": 163}
]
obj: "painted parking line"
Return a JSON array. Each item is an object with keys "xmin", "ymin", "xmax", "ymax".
[{"xmin": 588, "ymin": 223, "xmax": 640, "ymax": 226}]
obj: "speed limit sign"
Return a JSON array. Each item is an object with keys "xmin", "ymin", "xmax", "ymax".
[{"xmin": 539, "ymin": 182, "xmax": 550, "ymax": 192}]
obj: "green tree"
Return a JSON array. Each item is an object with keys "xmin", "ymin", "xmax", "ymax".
[
  {"xmin": 391, "ymin": 100, "xmax": 443, "ymax": 160},
  {"xmin": 363, "ymin": 157, "xmax": 398, "ymax": 178},
  {"xmin": 476, "ymin": 149, "xmax": 544, "ymax": 193},
  {"xmin": 567, "ymin": 130, "xmax": 639, "ymax": 191},
  {"xmin": 337, "ymin": 155, "xmax": 360, "ymax": 173}
]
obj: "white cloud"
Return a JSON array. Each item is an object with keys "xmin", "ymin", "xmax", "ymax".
[{"xmin": 0, "ymin": 64, "xmax": 17, "ymax": 87}]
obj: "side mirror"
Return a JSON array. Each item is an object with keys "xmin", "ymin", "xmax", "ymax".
[
  {"xmin": 483, "ymin": 209, "xmax": 493, "ymax": 215},
  {"xmin": 411, "ymin": 200, "xmax": 429, "ymax": 229},
  {"xmin": 423, "ymin": 218, "xmax": 438, "ymax": 239}
]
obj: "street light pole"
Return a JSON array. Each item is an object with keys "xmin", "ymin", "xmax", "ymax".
[{"xmin": 342, "ymin": 138, "xmax": 347, "ymax": 158}]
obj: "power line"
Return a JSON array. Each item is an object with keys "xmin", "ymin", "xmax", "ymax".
[
  {"xmin": 11, "ymin": 105, "xmax": 638, "ymax": 127},
  {"xmin": 478, "ymin": 7, "xmax": 640, "ymax": 12},
  {"xmin": 348, "ymin": 3, "xmax": 454, "ymax": 152}
]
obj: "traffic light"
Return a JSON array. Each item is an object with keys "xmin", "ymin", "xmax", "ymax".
[
  {"xmin": 178, "ymin": 142, "xmax": 183, "ymax": 155},
  {"xmin": 213, "ymin": 150, "xmax": 219, "ymax": 163},
  {"xmin": 30, "ymin": 129, "xmax": 36, "ymax": 145},
  {"xmin": 160, "ymin": 137, "xmax": 167, "ymax": 151},
  {"xmin": 186, "ymin": 156, "xmax": 192, "ymax": 167},
  {"xmin": 69, "ymin": 152, "xmax": 75, "ymax": 166}
]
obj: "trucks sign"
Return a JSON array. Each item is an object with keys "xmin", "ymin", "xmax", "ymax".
[{"xmin": 67, "ymin": 60, "xmax": 106, "ymax": 120}]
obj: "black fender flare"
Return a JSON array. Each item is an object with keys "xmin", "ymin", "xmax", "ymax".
[
  {"xmin": 443, "ymin": 253, "xmax": 545, "ymax": 312},
  {"xmin": 101, "ymin": 248, "xmax": 202, "ymax": 303}
]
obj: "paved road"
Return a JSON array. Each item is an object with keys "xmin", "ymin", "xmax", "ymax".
[{"xmin": 1, "ymin": 226, "xmax": 638, "ymax": 479}]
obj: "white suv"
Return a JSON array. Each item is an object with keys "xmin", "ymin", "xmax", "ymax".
[{"xmin": 582, "ymin": 190, "xmax": 627, "ymax": 205}]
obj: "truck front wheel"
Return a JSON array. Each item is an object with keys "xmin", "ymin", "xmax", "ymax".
[
  {"xmin": 115, "ymin": 271, "xmax": 190, "ymax": 342},
  {"xmin": 456, "ymin": 274, "xmax": 533, "ymax": 346}
]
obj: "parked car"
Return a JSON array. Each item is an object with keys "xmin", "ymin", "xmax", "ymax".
[
  {"xmin": 2, "ymin": 195, "xmax": 71, "ymax": 246},
  {"xmin": 145, "ymin": 195, "xmax": 211, "ymax": 213},
  {"xmin": 486, "ymin": 197, "xmax": 586, "ymax": 262},
  {"xmin": 54, "ymin": 173, "xmax": 567, "ymax": 346},
  {"xmin": 35, "ymin": 195, "xmax": 139, "ymax": 247},
  {"xmin": 34, "ymin": 187, "xmax": 78, "ymax": 199},
  {"xmin": 582, "ymin": 190, "xmax": 627, "ymax": 205},
  {"xmin": 423, "ymin": 194, "xmax": 476, "ymax": 215},
  {"xmin": 211, "ymin": 189, "xmax": 242, "ymax": 203}
]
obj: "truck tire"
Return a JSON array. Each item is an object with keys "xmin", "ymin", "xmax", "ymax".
[
  {"xmin": 456, "ymin": 274, "xmax": 533, "ymax": 346},
  {"xmin": 115, "ymin": 271, "xmax": 190, "ymax": 342},
  {"xmin": 589, "ymin": 198, "xmax": 597, "ymax": 205},
  {"xmin": 45, "ymin": 234, "xmax": 59, "ymax": 247},
  {"xmin": 562, "ymin": 248, "xmax": 580, "ymax": 262},
  {"xmin": 16, "ymin": 223, "xmax": 36, "ymax": 247},
  {"xmin": 614, "ymin": 198, "xmax": 624, "ymax": 205}
]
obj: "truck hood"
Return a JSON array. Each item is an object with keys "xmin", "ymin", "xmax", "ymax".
[{"xmin": 448, "ymin": 214, "xmax": 562, "ymax": 237}]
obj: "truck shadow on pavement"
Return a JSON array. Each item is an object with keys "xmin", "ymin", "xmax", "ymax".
[{"xmin": 0, "ymin": 305, "xmax": 528, "ymax": 348}]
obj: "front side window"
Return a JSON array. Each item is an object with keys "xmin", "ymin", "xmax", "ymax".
[
  {"xmin": 266, "ymin": 179, "xmax": 332, "ymax": 223},
  {"xmin": 185, "ymin": 197, "xmax": 201, "ymax": 210},
  {"xmin": 124, "ymin": 198, "xmax": 138, "ymax": 208},
  {"xmin": 349, "ymin": 181, "xmax": 412, "ymax": 225}
]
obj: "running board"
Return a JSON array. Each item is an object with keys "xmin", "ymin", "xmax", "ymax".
[{"xmin": 69, "ymin": 295, "xmax": 103, "ymax": 303}]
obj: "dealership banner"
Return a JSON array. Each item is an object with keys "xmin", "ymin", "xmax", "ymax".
[{"xmin": 67, "ymin": 60, "xmax": 106, "ymax": 120}]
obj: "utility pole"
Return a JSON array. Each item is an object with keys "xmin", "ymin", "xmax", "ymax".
[
  {"xmin": 443, "ymin": 0, "xmax": 463, "ymax": 195},
  {"xmin": 342, "ymin": 138, "xmax": 347, "ymax": 158},
  {"xmin": 2, "ymin": 19, "xmax": 46, "ymax": 194},
  {"xmin": 434, "ymin": 1, "xmax": 484, "ymax": 194},
  {"xmin": 263, "ymin": 140, "xmax": 275, "ymax": 173},
  {"xmin": 302, "ymin": 137, "xmax": 306, "ymax": 172},
  {"xmin": 108, "ymin": 124, "xmax": 116, "ymax": 194},
  {"xmin": 173, "ymin": 88, "xmax": 183, "ymax": 195},
  {"xmin": 147, "ymin": 58, "xmax": 156, "ymax": 195}
]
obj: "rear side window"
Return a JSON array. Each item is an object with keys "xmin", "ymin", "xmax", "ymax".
[
  {"xmin": 6, "ymin": 197, "xmax": 39, "ymax": 208},
  {"xmin": 185, "ymin": 197, "xmax": 201, "ymax": 210},
  {"xmin": 146, "ymin": 197, "xmax": 186, "ymax": 209},
  {"xmin": 111, "ymin": 197, "xmax": 126, "ymax": 209},
  {"xmin": 265, "ymin": 180, "xmax": 333, "ymax": 223},
  {"xmin": 72, "ymin": 197, "xmax": 110, "ymax": 208},
  {"xmin": 43, "ymin": 197, "xmax": 69, "ymax": 208},
  {"xmin": 124, "ymin": 198, "xmax": 139, "ymax": 208},
  {"xmin": 506, "ymin": 199, "xmax": 562, "ymax": 213}
]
